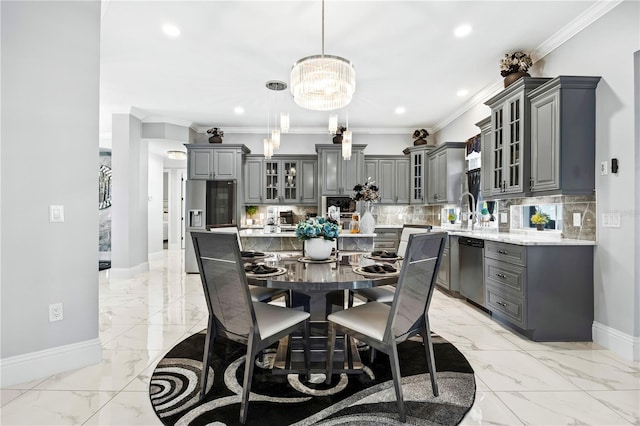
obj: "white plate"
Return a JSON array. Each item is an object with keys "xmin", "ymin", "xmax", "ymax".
[
  {"xmin": 297, "ymin": 256, "xmax": 338, "ymax": 264},
  {"xmin": 363, "ymin": 253, "xmax": 403, "ymax": 262},
  {"xmin": 353, "ymin": 266, "xmax": 400, "ymax": 277},
  {"xmin": 245, "ymin": 267, "xmax": 287, "ymax": 278}
]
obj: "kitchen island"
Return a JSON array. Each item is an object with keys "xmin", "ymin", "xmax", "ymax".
[{"xmin": 239, "ymin": 228, "xmax": 376, "ymax": 252}]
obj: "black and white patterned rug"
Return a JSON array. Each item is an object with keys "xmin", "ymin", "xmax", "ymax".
[{"xmin": 149, "ymin": 330, "xmax": 475, "ymax": 425}]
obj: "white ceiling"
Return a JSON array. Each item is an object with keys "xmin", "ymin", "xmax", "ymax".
[{"xmin": 100, "ymin": 0, "xmax": 600, "ymax": 147}]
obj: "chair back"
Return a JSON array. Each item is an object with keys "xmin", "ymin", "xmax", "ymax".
[
  {"xmin": 207, "ymin": 224, "xmax": 242, "ymax": 250},
  {"xmin": 191, "ymin": 231, "xmax": 255, "ymax": 341},
  {"xmin": 397, "ymin": 224, "xmax": 432, "ymax": 257},
  {"xmin": 387, "ymin": 232, "xmax": 446, "ymax": 342}
]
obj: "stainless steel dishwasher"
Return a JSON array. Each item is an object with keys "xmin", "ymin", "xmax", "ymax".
[{"xmin": 458, "ymin": 236, "xmax": 485, "ymax": 306}]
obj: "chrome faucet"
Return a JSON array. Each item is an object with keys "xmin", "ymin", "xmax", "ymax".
[{"xmin": 459, "ymin": 191, "xmax": 477, "ymax": 231}]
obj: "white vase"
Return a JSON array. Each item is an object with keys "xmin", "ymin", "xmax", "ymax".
[
  {"xmin": 305, "ymin": 238, "xmax": 334, "ymax": 260},
  {"xmin": 360, "ymin": 201, "xmax": 376, "ymax": 235}
]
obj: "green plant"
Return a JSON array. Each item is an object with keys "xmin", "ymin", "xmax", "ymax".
[
  {"xmin": 447, "ymin": 212, "xmax": 456, "ymax": 222},
  {"xmin": 481, "ymin": 207, "xmax": 489, "ymax": 216},
  {"xmin": 531, "ymin": 210, "xmax": 550, "ymax": 225},
  {"xmin": 245, "ymin": 205, "xmax": 258, "ymax": 216}
]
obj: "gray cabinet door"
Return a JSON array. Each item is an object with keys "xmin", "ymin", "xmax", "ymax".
[
  {"xmin": 395, "ymin": 158, "xmax": 410, "ymax": 204},
  {"xmin": 530, "ymin": 90, "xmax": 560, "ymax": 193},
  {"xmin": 479, "ymin": 118, "xmax": 492, "ymax": 198},
  {"xmin": 341, "ymin": 150, "xmax": 363, "ymax": 195},
  {"xmin": 189, "ymin": 149, "xmax": 214, "ymax": 179},
  {"xmin": 212, "ymin": 149, "xmax": 238, "ymax": 180},
  {"xmin": 436, "ymin": 151, "xmax": 448, "ymax": 203},
  {"xmin": 321, "ymin": 149, "xmax": 341, "ymax": 195},
  {"xmin": 281, "ymin": 160, "xmax": 299, "ymax": 203},
  {"xmin": 299, "ymin": 159, "xmax": 317, "ymax": 204},
  {"xmin": 378, "ymin": 159, "xmax": 395, "ymax": 203},
  {"xmin": 410, "ymin": 151, "xmax": 425, "ymax": 204},
  {"xmin": 365, "ymin": 159, "xmax": 378, "ymax": 184},
  {"xmin": 427, "ymin": 153, "xmax": 438, "ymax": 203},
  {"xmin": 244, "ymin": 158, "xmax": 263, "ymax": 204}
]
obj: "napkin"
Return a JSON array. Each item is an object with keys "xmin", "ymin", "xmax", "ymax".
[
  {"xmin": 371, "ymin": 250, "xmax": 398, "ymax": 258},
  {"xmin": 241, "ymin": 251, "xmax": 265, "ymax": 258},
  {"xmin": 244, "ymin": 263, "xmax": 278, "ymax": 275},
  {"xmin": 362, "ymin": 264, "xmax": 397, "ymax": 274}
]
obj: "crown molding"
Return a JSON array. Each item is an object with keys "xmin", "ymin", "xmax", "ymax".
[
  {"xmin": 431, "ymin": 0, "xmax": 621, "ymax": 134},
  {"xmin": 194, "ymin": 126, "xmax": 419, "ymax": 135},
  {"xmin": 128, "ymin": 106, "xmax": 147, "ymax": 121},
  {"xmin": 531, "ymin": 0, "xmax": 623, "ymax": 62},
  {"xmin": 142, "ymin": 115, "xmax": 197, "ymax": 130}
]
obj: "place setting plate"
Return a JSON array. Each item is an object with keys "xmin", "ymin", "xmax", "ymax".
[
  {"xmin": 363, "ymin": 252, "xmax": 403, "ymax": 262},
  {"xmin": 353, "ymin": 264, "xmax": 400, "ymax": 277},
  {"xmin": 241, "ymin": 251, "xmax": 272, "ymax": 261},
  {"xmin": 297, "ymin": 256, "xmax": 338, "ymax": 264},
  {"xmin": 244, "ymin": 265, "xmax": 288, "ymax": 278}
]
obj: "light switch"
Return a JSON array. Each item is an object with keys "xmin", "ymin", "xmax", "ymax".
[
  {"xmin": 573, "ymin": 213, "xmax": 581, "ymax": 227},
  {"xmin": 600, "ymin": 161, "xmax": 608, "ymax": 175},
  {"xmin": 602, "ymin": 212, "xmax": 621, "ymax": 228},
  {"xmin": 49, "ymin": 205, "xmax": 64, "ymax": 223},
  {"xmin": 500, "ymin": 213, "xmax": 508, "ymax": 223}
]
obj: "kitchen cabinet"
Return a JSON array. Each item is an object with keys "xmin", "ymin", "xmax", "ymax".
[
  {"xmin": 426, "ymin": 142, "xmax": 466, "ymax": 204},
  {"xmin": 484, "ymin": 78, "xmax": 550, "ymax": 198},
  {"xmin": 528, "ymin": 76, "xmax": 600, "ymax": 195},
  {"xmin": 483, "ymin": 240, "xmax": 593, "ymax": 341},
  {"xmin": 316, "ymin": 144, "xmax": 366, "ymax": 196},
  {"xmin": 403, "ymin": 145, "xmax": 435, "ymax": 204},
  {"xmin": 186, "ymin": 144, "xmax": 250, "ymax": 180},
  {"xmin": 373, "ymin": 227, "xmax": 401, "ymax": 251},
  {"xmin": 364, "ymin": 156, "xmax": 410, "ymax": 204},
  {"xmin": 243, "ymin": 155, "xmax": 317, "ymax": 205},
  {"xmin": 476, "ymin": 116, "xmax": 492, "ymax": 199}
]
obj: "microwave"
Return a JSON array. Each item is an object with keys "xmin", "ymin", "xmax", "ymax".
[{"xmin": 321, "ymin": 196, "xmax": 356, "ymax": 214}]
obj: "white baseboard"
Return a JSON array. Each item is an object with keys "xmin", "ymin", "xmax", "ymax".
[
  {"xmin": 592, "ymin": 321, "xmax": 640, "ymax": 361},
  {"xmin": 148, "ymin": 251, "xmax": 164, "ymax": 262},
  {"xmin": 109, "ymin": 261, "xmax": 150, "ymax": 278},
  {"xmin": 0, "ymin": 338, "xmax": 102, "ymax": 388},
  {"xmin": 168, "ymin": 243, "xmax": 182, "ymax": 250}
]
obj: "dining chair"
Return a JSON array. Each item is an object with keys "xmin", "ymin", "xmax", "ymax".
[
  {"xmin": 208, "ymin": 224, "xmax": 290, "ymax": 306},
  {"xmin": 191, "ymin": 231, "xmax": 311, "ymax": 424},
  {"xmin": 325, "ymin": 232, "xmax": 446, "ymax": 423},
  {"xmin": 353, "ymin": 224, "xmax": 433, "ymax": 304}
]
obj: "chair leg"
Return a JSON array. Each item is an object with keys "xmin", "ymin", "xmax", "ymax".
[
  {"xmin": 240, "ymin": 336, "xmax": 257, "ymax": 424},
  {"xmin": 284, "ymin": 290, "xmax": 291, "ymax": 308},
  {"xmin": 303, "ymin": 319, "xmax": 311, "ymax": 378},
  {"xmin": 421, "ymin": 317, "xmax": 439, "ymax": 396},
  {"xmin": 388, "ymin": 340, "xmax": 406, "ymax": 423},
  {"xmin": 200, "ymin": 315, "xmax": 216, "ymax": 401},
  {"xmin": 325, "ymin": 323, "xmax": 337, "ymax": 384}
]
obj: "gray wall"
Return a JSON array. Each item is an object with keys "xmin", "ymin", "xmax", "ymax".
[
  {"xmin": 433, "ymin": 2, "xmax": 639, "ymax": 356},
  {"xmin": 1, "ymin": 0, "xmax": 101, "ymax": 363}
]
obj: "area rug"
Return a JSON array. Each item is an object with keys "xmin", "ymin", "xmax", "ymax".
[{"xmin": 149, "ymin": 330, "xmax": 475, "ymax": 425}]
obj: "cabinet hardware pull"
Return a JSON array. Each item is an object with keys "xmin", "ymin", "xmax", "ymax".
[
  {"xmin": 496, "ymin": 273, "xmax": 506, "ymax": 279},
  {"xmin": 497, "ymin": 301, "xmax": 507, "ymax": 307},
  {"xmin": 497, "ymin": 250, "xmax": 507, "ymax": 254}
]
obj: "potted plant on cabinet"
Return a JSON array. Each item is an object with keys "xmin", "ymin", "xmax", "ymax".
[
  {"xmin": 412, "ymin": 128, "xmax": 429, "ymax": 146},
  {"xmin": 245, "ymin": 205, "xmax": 258, "ymax": 225},
  {"xmin": 448, "ymin": 212, "xmax": 457, "ymax": 224},
  {"xmin": 207, "ymin": 127, "xmax": 224, "ymax": 143},
  {"xmin": 499, "ymin": 51, "xmax": 533, "ymax": 88}
]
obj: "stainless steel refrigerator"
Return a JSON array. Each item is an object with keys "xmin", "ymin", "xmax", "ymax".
[{"xmin": 185, "ymin": 180, "xmax": 237, "ymax": 272}]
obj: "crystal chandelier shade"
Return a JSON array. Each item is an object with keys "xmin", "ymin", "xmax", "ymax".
[
  {"xmin": 290, "ymin": 55, "xmax": 356, "ymax": 111},
  {"xmin": 280, "ymin": 112, "xmax": 290, "ymax": 133},
  {"xmin": 342, "ymin": 130, "xmax": 352, "ymax": 160}
]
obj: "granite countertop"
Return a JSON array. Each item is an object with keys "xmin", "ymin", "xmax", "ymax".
[{"xmin": 440, "ymin": 228, "xmax": 596, "ymax": 246}]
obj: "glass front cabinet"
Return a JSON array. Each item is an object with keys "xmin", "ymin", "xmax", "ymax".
[
  {"xmin": 403, "ymin": 146, "xmax": 435, "ymax": 204},
  {"xmin": 484, "ymin": 78, "xmax": 550, "ymax": 198}
]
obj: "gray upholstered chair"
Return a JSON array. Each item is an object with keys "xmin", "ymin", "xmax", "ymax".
[
  {"xmin": 353, "ymin": 224, "xmax": 433, "ymax": 304},
  {"xmin": 208, "ymin": 224, "xmax": 290, "ymax": 305},
  {"xmin": 325, "ymin": 232, "xmax": 446, "ymax": 423},
  {"xmin": 191, "ymin": 231, "xmax": 311, "ymax": 424}
]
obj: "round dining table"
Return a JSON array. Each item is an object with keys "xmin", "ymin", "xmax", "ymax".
[{"xmin": 246, "ymin": 252, "xmax": 401, "ymax": 374}]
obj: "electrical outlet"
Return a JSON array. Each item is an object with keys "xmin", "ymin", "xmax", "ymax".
[
  {"xmin": 49, "ymin": 303, "xmax": 63, "ymax": 322},
  {"xmin": 573, "ymin": 213, "xmax": 581, "ymax": 227},
  {"xmin": 600, "ymin": 161, "xmax": 608, "ymax": 176}
]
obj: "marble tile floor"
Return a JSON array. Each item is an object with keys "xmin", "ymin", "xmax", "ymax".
[{"xmin": 1, "ymin": 250, "xmax": 639, "ymax": 425}]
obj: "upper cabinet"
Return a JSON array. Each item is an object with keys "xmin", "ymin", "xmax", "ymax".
[
  {"xmin": 403, "ymin": 146, "xmax": 435, "ymax": 204},
  {"xmin": 316, "ymin": 144, "xmax": 366, "ymax": 196},
  {"xmin": 484, "ymin": 78, "xmax": 550, "ymax": 198},
  {"xmin": 243, "ymin": 155, "xmax": 317, "ymax": 205},
  {"xmin": 426, "ymin": 142, "xmax": 466, "ymax": 204},
  {"xmin": 186, "ymin": 144, "xmax": 250, "ymax": 180},
  {"xmin": 364, "ymin": 156, "xmax": 410, "ymax": 204},
  {"xmin": 528, "ymin": 76, "xmax": 601, "ymax": 195}
]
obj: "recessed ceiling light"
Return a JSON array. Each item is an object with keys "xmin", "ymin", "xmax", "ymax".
[
  {"xmin": 457, "ymin": 89, "xmax": 469, "ymax": 97},
  {"xmin": 162, "ymin": 24, "xmax": 181, "ymax": 38},
  {"xmin": 454, "ymin": 25, "xmax": 472, "ymax": 38},
  {"xmin": 234, "ymin": 106, "xmax": 245, "ymax": 115},
  {"xmin": 394, "ymin": 106, "xmax": 406, "ymax": 115}
]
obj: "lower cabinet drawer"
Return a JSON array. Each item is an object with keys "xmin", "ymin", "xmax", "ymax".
[
  {"xmin": 484, "ymin": 258, "xmax": 526, "ymax": 297},
  {"xmin": 486, "ymin": 287, "xmax": 525, "ymax": 328},
  {"xmin": 374, "ymin": 241, "xmax": 397, "ymax": 250}
]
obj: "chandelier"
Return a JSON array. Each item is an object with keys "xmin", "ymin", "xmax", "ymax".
[{"xmin": 290, "ymin": 0, "xmax": 356, "ymax": 111}]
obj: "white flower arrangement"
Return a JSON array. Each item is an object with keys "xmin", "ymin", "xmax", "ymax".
[{"xmin": 499, "ymin": 52, "xmax": 533, "ymax": 77}]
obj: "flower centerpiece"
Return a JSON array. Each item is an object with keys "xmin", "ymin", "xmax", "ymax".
[
  {"xmin": 499, "ymin": 51, "xmax": 533, "ymax": 87},
  {"xmin": 531, "ymin": 210, "xmax": 550, "ymax": 231},
  {"xmin": 412, "ymin": 128, "xmax": 429, "ymax": 146},
  {"xmin": 207, "ymin": 127, "xmax": 224, "ymax": 143},
  {"xmin": 332, "ymin": 126, "xmax": 348, "ymax": 144},
  {"xmin": 351, "ymin": 178, "xmax": 379, "ymax": 234},
  {"xmin": 296, "ymin": 217, "xmax": 341, "ymax": 260}
]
